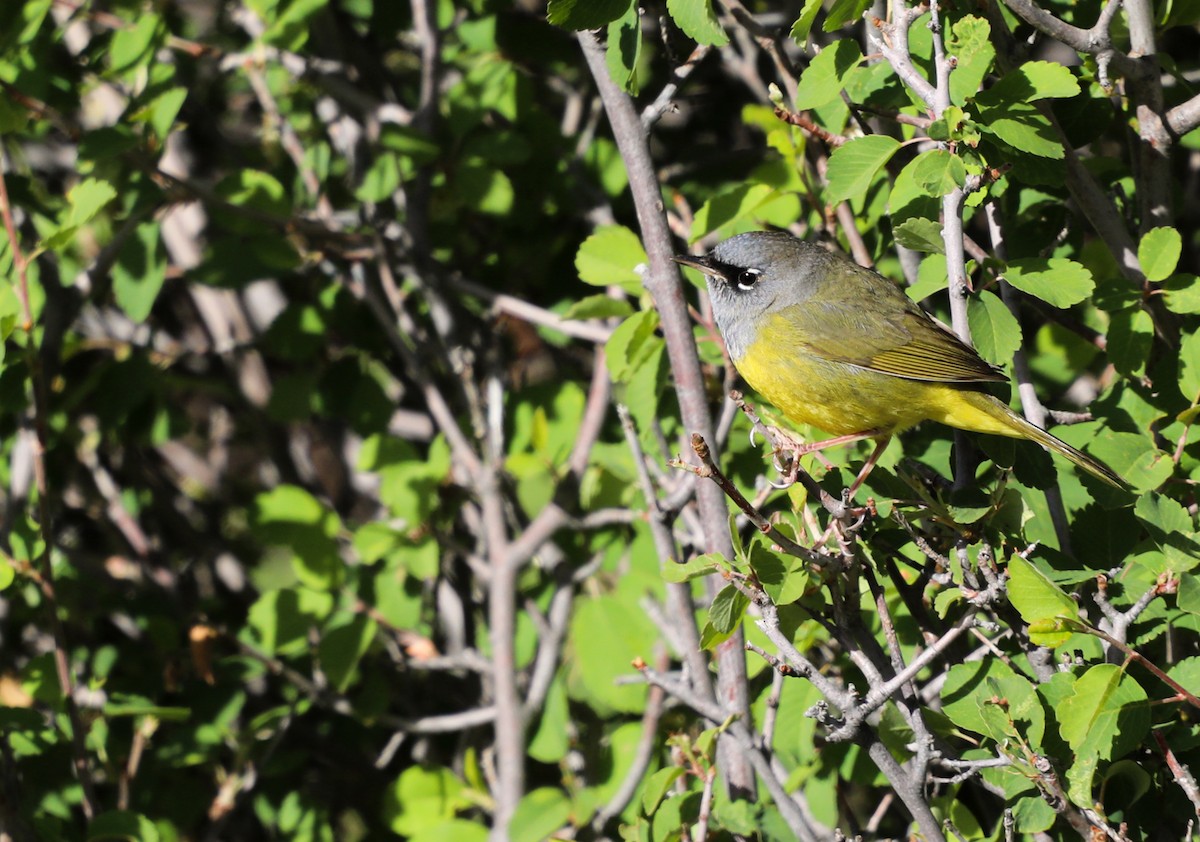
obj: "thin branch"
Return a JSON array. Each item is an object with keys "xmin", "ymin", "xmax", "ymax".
[
  {"xmin": 866, "ymin": 4, "xmax": 937, "ymax": 110},
  {"xmin": 997, "ymin": 0, "xmax": 1137, "ymax": 81},
  {"xmin": 0, "ymin": 156, "xmax": 98, "ymax": 821},
  {"xmin": 591, "ymin": 675, "xmax": 667, "ymax": 830},
  {"xmin": 986, "ymin": 201, "xmax": 1073, "ymax": 553},
  {"xmin": 642, "ymin": 44, "xmax": 712, "ymax": 127},
  {"xmin": 1155, "ymin": 730, "xmax": 1200, "ymax": 821},
  {"xmin": 445, "ymin": 275, "xmax": 613, "ymax": 344},
  {"xmin": 618, "ymin": 406, "xmax": 715, "ymax": 700},
  {"xmin": 1167, "ymin": 92, "xmax": 1200, "ymax": 136},
  {"xmin": 637, "ymin": 666, "xmax": 823, "ymax": 842},
  {"xmin": 673, "ymin": 433, "xmax": 823, "ymax": 565}
]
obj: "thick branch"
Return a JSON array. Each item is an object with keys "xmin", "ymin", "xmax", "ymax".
[{"xmin": 579, "ymin": 30, "xmax": 755, "ymax": 798}]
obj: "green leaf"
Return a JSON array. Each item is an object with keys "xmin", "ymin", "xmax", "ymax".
[
  {"xmin": 576, "ymin": 225, "xmax": 647, "ymax": 294},
  {"xmin": 384, "ymin": 766, "xmax": 468, "ymax": 836},
  {"xmin": 108, "ymin": 14, "xmax": 162, "ymax": 74},
  {"xmin": 547, "ymin": 0, "xmax": 632, "ymax": 29},
  {"xmin": 689, "ymin": 183, "xmax": 782, "ymax": 239},
  {"xmin": 528, "ymin": 676, "xmax": 570, "ymax": 763},
  {"xmin": 907, "ymin": 253, "xmax": 948, "ymax": 302},
  {"xmin": 510, "ymin": 788, "xmax": 572, "ymax": 842},
  {"xmin": 408, "ymin": 821, "xmax": 487, "ymax": 842},
  {"xmin": 942, "ymin": 659, "xmax": 1016, "ymax": 736},
  {"xmin": 0, "ymin": 96, "xmax": 28, "ymax": 134},
  {"xmin": 606, "ymin": 3, "xmax": 643, "ymax": 93},
  {"xmin": 1083, "ymin": 432, "xmax": 1172, "ymax": 492},
  {"xmin": 748, "ymin": 542, "xmax": 809, "ymax": 605},
  {"xmin": 893, "ymin": 217, "xmax": 946, "ymax": 253},
  {"xmin": 793, "ymin": 40, "xmax": 863, "ymax": 111},
  {"xmin": 1002, "ymin": 258, "xmax": 1094, "ymax": 307},
  {"xmin": 356, "ymin": 154, "xmax": 400, "ymax": 202},
  {"xmin": 605, "ymin": 309, "xmax": 660, "ymax": 383},
  {"xmin": 620, "ymin": 338, "xmax": 665, "ymax": 431},
  {"xmin": 252, "ymin": 485, "xmax": 344, "ymax": 591},
  {"xmin": 455, "ymin": 162, "xmax": 513, "ymax": 216},
  {"xmin": 318, "ymin": 614, "xmax": 376, "ymax": 692},
  {"xmin": 11, "ymin": 0, "xmax": 51, "ymax": 47},
  {"xmin": 88, "ymin": 810, "xmax": 159, "ymax": 842},
  {"xmin": 825, "ymin": 135, "xmax": 900, "ymax": 203},
  {"xmin": 667, "ymin": 0, "xmax": 729, "ymax": 46},
  {"xmin": 661, "ymin": 552, "xmax": 724, "ymax": 583},
  {"xmin": 352, "ymin": 522, "xmax": 402, "ymax": 566},
  {"xmin": 1168, "ymin": 657, "xmax": 1200, "ymax": 693},
  {"xmin": 101, "ymin": 696, "xmax": 189, "ymax": 720},
  {"xmin": 789, "ymin": 0, "xmax": 824, "ymax": 46},
  {"xmin": 562, "ymin": 295, "xmax": 633, "ymax": 321},
  {"xmin": 1139, "ymin": 226, "xmax": 1183, "ymax": 282},
  {"xmin": 713, "ymin": 800, "xmax": 759, "ymax": 834},
  {"xmin": 978, "ymin": 105, "xmax": 1064, "ymax": 158},
  {"xmin": 709, "ymin": 584, "xmax": 749, "ymax": 634},
  {"xmin": 142, "ymin": 86, "xmax": 187, "ymax": 142},
  {"xmin": 379, "ymin": 125, "xmax": 439, "ymax": 163},
  {"xmin": 113, "ymin": 221, "xmax": 167, "ymax": 323},
  {"xmin": 568, "ymin": 595, "xmax": 654, "ymax": 714},
  {"xmin": 1106, "ymin": 308, "xmax": 1155, "ymax": 376},
  {"xmin": 977, "ymin": 672, "xmax": 1044, "ymax": 744},
  {"xmin": 642, "ymin": 767, "xmax": 686, "ymax": 814},
  {"xmin": 263, "ymin": 0, "xmax": 329, "ymax": 50},
  {"xmin": 1163, "ymin": 274, "xmax": 1200, "ymax": 314},
  {"xmin": 247, "ymin": 588, "xmax": 334, "ymax": 655},
  {"xmin": 1181, "ymin": 330, "xmax": 1200, "ymax": 402},
  {"xmin": 1136, "ymin": 491, "xmax": 1193, "ymax": 537},
  {"xmin": 908, "ymin": 150, "xmax": 967, "ymax": 197},
  {"xmin": 42, "ymin": 176, "xmax": 117, "ymax": 250},
  {"xmin": 947, "ymin": 16, "xmax": 994, "ymax": 104},
  {"xmin": 823, "ymin": 0, "xmax": 873, "ymax": 31},
  {"xmin": 975, "ymin": 61, "xmax": 1080, "ymax": 107},
  {"xmin": 71, "ymin": 178, "xmax": 119, "ymax": 228},
  {"xmin": 214, "ymin": 169, "xmax": 290, "ymax": 234},
  {"xmin": 1057, "ymin": 665, "xmax": 1149, "ymax": 807},
  {"xmin": 967, "ymin": 290, "xmax": 1021, "ymax": 366},
  {"xmin": 1007, "ymin": 555, "xmax": 1078, "ymax": 646}
]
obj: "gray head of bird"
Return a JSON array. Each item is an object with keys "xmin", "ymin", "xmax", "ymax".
[{"xmin": 673, "ymin": 231, "xmax": 831, "ymax": 359}]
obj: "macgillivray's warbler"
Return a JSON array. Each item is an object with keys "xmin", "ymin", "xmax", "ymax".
[{"xmin": 674, "ymin": 231, "xmax": 1126, "ymax": 490}]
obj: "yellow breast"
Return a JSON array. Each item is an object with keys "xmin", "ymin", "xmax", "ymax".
[{"xmin": 734, "ymin": 329, "xmax": 1019, "ymax": 439}]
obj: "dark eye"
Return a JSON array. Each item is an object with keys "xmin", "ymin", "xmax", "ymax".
[{"xmin": 736, "ymin": 268, "xmax": 761, "ymax": 290}]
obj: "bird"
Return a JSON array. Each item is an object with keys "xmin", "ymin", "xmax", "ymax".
[{"xmin": 674, "ymin": 231, "xmax": 1125, "ymax": 491}]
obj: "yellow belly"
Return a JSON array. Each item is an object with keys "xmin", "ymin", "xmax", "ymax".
[{"xmin": 735, "ymin": 333, "xmax": 1020, "ymax": 439}]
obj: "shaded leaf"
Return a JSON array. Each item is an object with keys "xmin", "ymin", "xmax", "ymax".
[{"xmin": 548, "ymin": 0, "xmax": 631, "ymax": 29}]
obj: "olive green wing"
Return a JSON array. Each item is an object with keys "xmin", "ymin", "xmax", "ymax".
[{"xmin": 777, "ymin": 274, "xmax": 1007, "ymax": 384}]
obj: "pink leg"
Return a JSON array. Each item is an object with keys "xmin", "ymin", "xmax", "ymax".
[
  {"xmin": 771, "ymin": 428, "xmax": 887, "ymax": 487},
  {"xmin": 847, "ymin": 437, "xmax": 892, "ymax": 496}
]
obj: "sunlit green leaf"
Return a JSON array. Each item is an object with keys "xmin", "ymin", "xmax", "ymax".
[
  {"xmin": 1138, "ymin": 226, "xmax": 1182, "ymax": 282},
  {"xmin": 825, "ymin": 135, "xmax": 900, "ymax": 203},
  {"xmin": 667, "ymin": 0, "xmax": 729, "ymax": 46}
]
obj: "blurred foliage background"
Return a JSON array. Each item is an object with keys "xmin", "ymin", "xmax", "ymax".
[{"xmin": 2, "ymin": 0, "xmax": 1200, "ymax": 840}]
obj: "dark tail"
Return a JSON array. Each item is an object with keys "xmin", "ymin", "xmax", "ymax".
[{"xmin": 999, "ymin": 403, "xmax": 1127, "ymax": 489}]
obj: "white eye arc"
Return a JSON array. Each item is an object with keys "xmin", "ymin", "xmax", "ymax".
[{"xmin": 736, "ymin": 268, "xmax": 762, "ymax": 290}]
